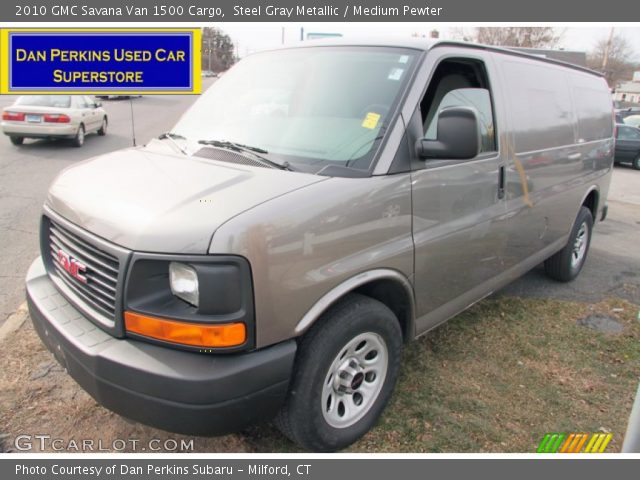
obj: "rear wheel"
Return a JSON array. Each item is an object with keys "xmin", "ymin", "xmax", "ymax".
[
  {"xmin": 544, "ymin": 206, "xmax": 593, "ymax": 282},
  {"xmin": 275, "ymin": 294, "xmax": 402, "ymax": 452},
  {"xmin": 633, "ymin": 155, "xmax": 640, "ymax": 170},
  {"xmin": 97, "ymin": 117, "xmax": 107, "ymax": 136},
  {"xmin": 9, "ymin": 136, "xmax": 24, "ymax": 146},
  {"xmin": 72, "ymin": 125, "xmax": 85, "ymax": 148}
]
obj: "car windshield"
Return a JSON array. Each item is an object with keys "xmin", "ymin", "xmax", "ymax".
[
  {"xmin": 171, "ymin": 46, "xmax": 418, "ymax": 174},
  {"xmin": 624, "ymin": 115, "xmax": 640, "ymax": 127},
  {"xmin": 15, "ymin": 95, "xmax": 71, "ymax": 108}
]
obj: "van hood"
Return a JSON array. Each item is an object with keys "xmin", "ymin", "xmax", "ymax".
[{"xmin": 46, "ymin": 144, "xmax": 325, "ymax": 253}]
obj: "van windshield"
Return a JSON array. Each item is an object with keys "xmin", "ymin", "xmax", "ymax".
[{"xmin": 171, "ymin": 46, "xmax": 418, "ymax": 174}]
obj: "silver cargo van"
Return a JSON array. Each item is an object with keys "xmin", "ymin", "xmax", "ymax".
[{"xmin": 26, "ymin": 39, "xmax": 614, "ymax": 451}]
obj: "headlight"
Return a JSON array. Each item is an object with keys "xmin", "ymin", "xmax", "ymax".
[
  {"xmin": 125, "ymin": 254, "xmax": 255, "ymax": 352},
  {"xmin": 169, "ymin": 262, "xmax": 199, "ymax": 307}
]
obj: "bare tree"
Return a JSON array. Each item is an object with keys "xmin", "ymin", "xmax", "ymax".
[
  {"xmin": 473, "ymin": 27, "xmax": 562, "ymax": 48},
  {"xmin": 201, "ymin": 27, "xmax": 236, "ymax": 72},
  {"xmin": 588, "ymin": 32, "xmax": 637, "ymax": 87}
]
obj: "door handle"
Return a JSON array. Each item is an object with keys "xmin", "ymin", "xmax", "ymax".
[{"xmin": 497, "ymin": 165, "xmax": 505, "ymax": 200}]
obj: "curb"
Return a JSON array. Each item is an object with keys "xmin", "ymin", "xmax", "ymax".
[{"xmin": 0, "ymin": 302, "xmax": 28, "ymax": 343}]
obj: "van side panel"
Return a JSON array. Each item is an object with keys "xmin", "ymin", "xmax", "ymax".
[
  {"xmin": 496, "ymin": 54, "xmax": 613, "ymax": 271},
  {"xmin": 209, "ymin": 174, "xmax": 414, "ymax": 348}
]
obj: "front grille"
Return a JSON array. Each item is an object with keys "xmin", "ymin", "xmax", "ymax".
[{"xmin": 48, "ymin": 219, "xmax": 119, "ymax": 318}]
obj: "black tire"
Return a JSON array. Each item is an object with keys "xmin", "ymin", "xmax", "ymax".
[
  {"xmin": 97, "ymin": 117, "xmax": 107, "ymax": 136},
  {"xmin": 9, "ymin": 136, "xmax": 24, "ymax": 146},
  {"xmin": 275, "ymin": 293, "xmax": 403, "ymax": 452},
  {"xmin": 633, "ymin": 155, "xmax": 640, "ymax": 170},
  {"xmin": 544, "ymin": 206, "xmax": 593, "ymax": 282},
  {"xmin": 72, "ymin": 125, "xmax": 85, "ymax": 148}
]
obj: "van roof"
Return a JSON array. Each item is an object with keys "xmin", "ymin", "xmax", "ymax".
[{"xmin": 279, "ymin": 37, "xmax": 603, "ymax": 78}]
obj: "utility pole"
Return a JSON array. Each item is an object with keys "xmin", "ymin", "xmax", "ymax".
[
  {"xmin": 602, "ymin": 26, "xmax": 615, "ymax": 71},
  {"xmin": 208, "ymin": 39, "xmax": 212, "ymax": 71},
  {"xmin": 203, "ymin": 38, "xmax": 213, "ymax": 71}
]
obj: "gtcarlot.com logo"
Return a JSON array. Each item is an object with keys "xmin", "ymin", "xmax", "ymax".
[
  {"xmin": 537, "ymin": 432, "xmax": 613, "ymax": 453},
  {"xmin": 13, "ymin": 435, "xmax": 194, "ymax": 452}
]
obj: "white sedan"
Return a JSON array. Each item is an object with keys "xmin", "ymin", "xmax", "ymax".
[{"xmin": 1, "ymin": 95, "xmax": 108, "ymax": 147}]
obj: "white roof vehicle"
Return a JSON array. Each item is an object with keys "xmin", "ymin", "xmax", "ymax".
[{"xmin": 1, "ymin": 95, "xmax": 108, "ymax": 147}]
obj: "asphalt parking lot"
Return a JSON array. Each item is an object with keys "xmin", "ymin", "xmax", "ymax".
[{"xmin": 0, "ymin": 81, "xmax": 213, "ymax": 327}]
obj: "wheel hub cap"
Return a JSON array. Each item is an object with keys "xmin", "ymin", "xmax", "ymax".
[
  {"xmin": 333, "ymin": 358, "xmax": 365, "ymax": 394},
  {"xmin": 321, "ymin": 332, "xmax": 388, "ymax": 429},
  {"xmin": 571, "ymin": 222, "xmax": 588, "ymax": 268}
]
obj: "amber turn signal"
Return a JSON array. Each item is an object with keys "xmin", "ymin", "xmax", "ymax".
[{"xmin": 124, "ymin": 311, "xmax": 246, "ymax": 348}]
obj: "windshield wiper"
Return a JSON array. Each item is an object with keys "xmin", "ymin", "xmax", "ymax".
[
  {"xmin": 158, "ymin": 132, "xmax": 190, "ymax": 155},
  {"xmin": 198, "ymin": 139, "xmax": 293, "ymax": 171}
]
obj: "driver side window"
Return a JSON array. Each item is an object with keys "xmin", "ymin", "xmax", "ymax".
[
  {"xmin": 420, "ymin": 58, "xmax": 497, "ymax": 154},
  {"xmin": 84, "ymin": 96, "xmax": 96, "ymax": 108},
  {"xmin": 75, "ymin": 96, "xmax": 89, "ymax": 109}
]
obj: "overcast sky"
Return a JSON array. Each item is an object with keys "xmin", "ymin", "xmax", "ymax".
[{"xmin": 212, "ymin": 24, "xmax": 640, "ymax": 59}]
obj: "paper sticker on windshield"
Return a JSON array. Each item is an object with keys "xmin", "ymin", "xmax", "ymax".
[
  {"xmin": 398, "ymin": 55, "xmax": 409, "ymax": 64},
  {"xmin": 388, "ymin": 68, "xmax": 404, "ymax": 81},
  {"xmin": 362, "ymin": 112, "xmax": 381, "ymax": 130}
]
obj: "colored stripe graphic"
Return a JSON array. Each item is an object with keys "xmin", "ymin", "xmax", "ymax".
[
  {"xmin": 537, "ymin": 433, "xmax": 553, "ymax": 453},
  {"xmin": 560, "ymin": 433, "xmax": 589, "ymax": 453},
  {"xmin": 572, "ymin": 433, "xmax": 590, "ymax": 453},
  {"xmin": 559, "ymin": 433, "xmax": 576, "ymax": 453},
  {"xmin": 537, "ymin": 433, "xmax": 612, "ymax": 453},
  {"xmin": 585, "ymin": 433, "xmax": 613, "ymax": 453},
  {"xmin": 584, "ymin": 433, "xmax": 598, "ymax": 452},
  {"xmin": 537, "ymin": 433, "xmax": 566, "ymax": 453}
]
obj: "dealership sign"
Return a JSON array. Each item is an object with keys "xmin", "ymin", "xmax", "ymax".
[{"xmin": 0, "ymin": 28, "xmax": 201, "ymax": 94}]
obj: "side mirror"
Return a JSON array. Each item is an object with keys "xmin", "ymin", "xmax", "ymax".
[
  {"xmin": 94, "ymin": 102, "xmax": 102, "ymax": 108},
  {"xmin": 416, "ymin": 106, "xmax": 481, "ymax": 160}
]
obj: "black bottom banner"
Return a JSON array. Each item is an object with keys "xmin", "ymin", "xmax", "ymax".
[{"xmin": 2, "ymin": 458, "xmax": 639, "ymax": 480}]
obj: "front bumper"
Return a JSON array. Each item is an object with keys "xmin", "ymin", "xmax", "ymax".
[{"xmin": 26, "ymin": 256, "xmax": 296, "ymax": 435}]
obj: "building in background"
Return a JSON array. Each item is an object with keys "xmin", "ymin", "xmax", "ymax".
[{"xmin": 614, "ymin": 77, "xmax": 640, "ymax": 103}]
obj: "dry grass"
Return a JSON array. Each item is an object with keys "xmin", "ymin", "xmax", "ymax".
[{"xmin": 1, "ymin": 295, "xmax": 638, "ymax": 453}]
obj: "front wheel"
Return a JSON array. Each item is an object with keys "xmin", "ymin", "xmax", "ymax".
[
  {"xmin": 275, "ymin": 294, "xmax": 402, "ymax": 452},
  {"xmin": 633, "ymin": 155, "xmax": 640, "ymax": 170},
  {"xmin": 544, "ymin": 206, "xmax": 593, "ymax": 282}
]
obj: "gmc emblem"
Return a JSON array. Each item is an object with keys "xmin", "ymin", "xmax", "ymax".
[{"xmin": 56, "ymin": 249, "xmax": 87, "ymax": 284}]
